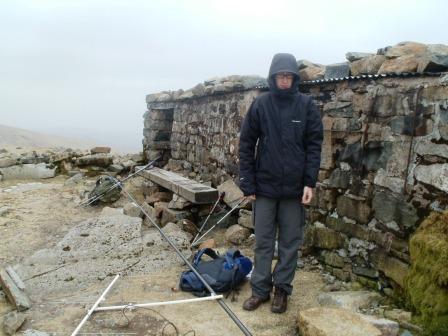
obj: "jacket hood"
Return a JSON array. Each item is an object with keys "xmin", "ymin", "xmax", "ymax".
[{"xmin": 268, "ymin": 53, "xmax": 300, "ymax": 97}]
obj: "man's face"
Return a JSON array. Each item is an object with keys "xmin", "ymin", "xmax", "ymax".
[{"xmin": 275, "ymin": 72, "xmax": 294, "ymax": 90}]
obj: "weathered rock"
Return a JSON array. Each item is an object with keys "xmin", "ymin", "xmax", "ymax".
[
  {"xmin": 298, "ymin": 307, "xmax": 382, "ymax": 336},
  {"xmin": 168, "ymin": 194, "xmax": 191, "ymax": 210},
  {"xmin": 75, "ymin": 154, "xmax": 113, "ymax": 167},
  {"xmin": 318, "ymin": 291, "xmax": 382, "ymax": 312},
  {"xmin": 328, "ymin": 168, "xmax": 351, "ymax": 189},
  {"xmin": 299, "ymin": 65, "xmax": 326, "ymax": 81},
  {"xmin": 325, "ymin": 62, "xmax": 350, "ymax": 79},
  {"xmin": 371, "ymin": 249, "xmax": 409, "ymax": 288},
  {"xmin": 14, "ymin": 207, "xmax": 191, "ymax": 298},
  {"xmin": 179, "ymin": 218, "xmax": 197, "ymax": 236},
  {"xmin": 199, "ymin": 239, "xmax": 216, "ymax": 250},
  {"xmin": 217, "ymin": 179, "xmax": 244, "ymax": 208},
  {"xmin": 352, "ymin": 266, "xmax": 379, "ymax": 279},
  {"xmin": 372, "ymin": 192, "xmax": 418, "ymax": 230},
  {"xmin": 311, "ymin": 225, "xmax": 346, "ymax": 250},
  {"xmin": 238, "ymin": 209, "xmax": 253, "ymax": 229},
  {"xmin": 123, "ymin": 202, "xmax": 144, "ymax": 218},
  {"xmin": 225, "ymin": 224, "xmax": 250, "ymax": 245},
  {"xmin": 350, "ymin": 55, "xmax": 386, "ymax": 75},
  {"xmin": 320, "ymin": 250, "xmax": 345, "ymax": 268},
  {"xmin": 419, "ymin": 44, "xmax": 448, "ymax": 72},
  {"xmin": 359, "ymin": 315, "xmax": 399, "ymax": 336},
  {"xmin": 90, "ymin": 146, "xmax": 111, "ymax": 154},
  {"xmin": 2, "ymin": 311, "xmax": 26, "ymax": 335},
  {"xmin": 348, "ymin": 238, "xmax": 376, "ymax": 260},
  {"xmin": 160, "ymin": 207, "xmax": 189, "ymax": 227},
  {"xmin": 414, "ymin": 163, "xmax": 448, "ymax": 193},
  {"xmin": 0, "ymin": 163, "xmax": 56, "ymax": 180},
  {"xmin": 323, "ymin": 101, "xmax": 353, "ymax": 118},
  {"xmin": 108, "ymin": 164, "xmax": 124, "ymax": 173},
  {"xmin": 337, "ymin": 194, "xmax": 371, "ymax": 224},
  {"xmin": 346, "ymin": 52, "xmax": 375, "ymax": 62},
  {"xmin": 384, "ymin": 41, "xmax": 428, "ymax": 59},
  {"xmin": 146, "ymin": 191, "xmax": 173, "ymax": 205},
  {"xmin": 0, "ymin": 268, "xmax": 31, "ymax": 311},
  {"xmin": 373, "ymin": 169, "xmax": 404, "ymax": 194},
  {"xmin": 0, "ymin": 158, "xmax": 16, "ymax": 168}
]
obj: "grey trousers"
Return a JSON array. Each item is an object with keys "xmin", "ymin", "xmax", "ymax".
[{"xmin": 251, "ymin": 195, "xmax": 305, "ymax": 298}]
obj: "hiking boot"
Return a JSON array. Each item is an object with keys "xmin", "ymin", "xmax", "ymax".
[
  {"xmin": 242, "ymin": 295, "xmax": 269, "ymax": 311},
  {"xmin": 271, "ymin": 287, "xmax": 288, "ymax": 313}
]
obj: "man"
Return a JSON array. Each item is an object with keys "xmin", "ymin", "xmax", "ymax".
[{"xmin": 239, "ymin": 53, "xmax": 323, "ymax": 313}]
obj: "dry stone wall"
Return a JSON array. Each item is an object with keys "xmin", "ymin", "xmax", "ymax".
[{"xmin": 143, "ymin": 71, "xmax": 448, "ymax": 296}]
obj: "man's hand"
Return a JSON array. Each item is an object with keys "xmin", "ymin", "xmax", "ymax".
[
  {"xmin": 243, "ymin": 194, "xmax": 256, "ymax": 202},
  {"xmin": 301, "ymin": 187, "xmax": 313, "ymax": 205}
]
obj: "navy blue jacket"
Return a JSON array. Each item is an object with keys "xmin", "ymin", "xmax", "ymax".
[{"xmin": 238, "ymin": 53, "xmax": 323, "ymax": 199}]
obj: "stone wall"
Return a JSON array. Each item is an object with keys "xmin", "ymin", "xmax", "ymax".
[{"xmin": 143, "ymin": 72, "xmax": 448, "ymax": 296}]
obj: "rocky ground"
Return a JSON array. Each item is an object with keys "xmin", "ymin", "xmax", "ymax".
[{"xmin": 0, "ymin": 172, "xmax": 416, "ymax": 336}]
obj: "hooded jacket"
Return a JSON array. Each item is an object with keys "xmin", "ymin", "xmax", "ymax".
[{"xmin": 238, "ymin": 53, "xmax": 323, "ymax": 199}]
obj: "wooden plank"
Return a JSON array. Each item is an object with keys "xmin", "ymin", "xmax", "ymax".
[
  {"xmin": 0, "ymin": 268, "xmax": 31, "ymax": 311},
  {"xmin": 141, "ymin": 167, "xmax": 218, "ymax": 204}
]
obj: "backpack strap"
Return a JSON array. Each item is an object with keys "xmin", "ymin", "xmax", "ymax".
[{"xmin": 193, "ymin": 248, "xmax": 219, "ymax": 266}]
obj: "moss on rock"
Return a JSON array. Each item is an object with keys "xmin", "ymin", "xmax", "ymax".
[{"xmin": 406, "ymin": 211, "xmax": 448, "ymax": 335}]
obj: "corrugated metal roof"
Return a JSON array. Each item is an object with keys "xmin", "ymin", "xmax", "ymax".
[{"xmin": 252, "ymin": 71, "xmax": 446, "ymax": 89}]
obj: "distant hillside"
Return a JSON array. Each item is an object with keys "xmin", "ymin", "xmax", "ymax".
[{"xmin": 0, "ymin": 124, "xmax": 99, "ymax": 151}]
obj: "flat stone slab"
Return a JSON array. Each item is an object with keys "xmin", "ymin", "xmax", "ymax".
[
  {"xmin": 0, "ymin": 163, "xmax": 56, "ymax": 180},
  {"xmin": 298, "ymin": 307, "xmax": 382, "ymax": 336},
  {"xmin": 140, "ymin": 167, "xmax": 218, "ymax": 204}
]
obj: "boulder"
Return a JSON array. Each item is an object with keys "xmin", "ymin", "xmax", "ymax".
[
  {"xmin": 238, "ymin": 209, "xmax": 253, "ymax": 229},
  {"xmin": 2, "ymin": 311, "xmax": 26, "ymax": 335},
  {"xmin": 371, "ymin": 249, "xmax": 409, "ymax": 288},
  {"xmin": 217, "ymin": 179, "xmax": 243, "ymax": 208},
  {"xmin": 346, "ymin": 52, "xmax": 375, "ymax": 62},
  {"xmin": 337, "ymin": 194, "xmax": 371, "ymax": 224},
  {"xmin": 0, "ymin": 163, "xmax": 56, "ymax": 180},
  {"xmin": 75, "ymin": 154, "xmax": 113, "ymax": 167},
  {"xmin": 372, "ymin": 192, "xmax": 418, "ymax": 230},
  {"xmin": 359, "ymin": 315, "xmax": 399, "ymax": 336},
  {"xmin": 298, "ymin": 307, "xmax": 382, "ymax": 336},
  {"xmin": 160, "ymin": 207, "xmax": 189, "ymax": 227},
  {"xmin": 168, "ymin": 194, "xmax": 191, "ymax": 210},
  {"xmin": 414, "ymin": 163, "xmax": 448, "ymax": 193},
  {"xmin": 378, "ymin": 55, "xmax": 419, "ymax": 74},
  {"xmin": 199, "ymin": 239, "xmax": 216, "ymax": 250},
  {"xmin": 310, "ymin": 225, "xmax": 346, "ymax": 250},
  {"xmin": 299, "ymin": 65, "xmax": 326, "ymax": 81},
  {"xmin": 90, "ymin": 147, "xmax": 111, "ymax": 154},
  {"xmin": 0, "ymin": 158, "xmax": 16, "ymax": 168},
  {"xmin": 317, "ymin": 291, "xmax": 382, "ymax": 312},
  {"xmin": 123, "ymin": 202, "xmax": 143, "ymax": 218},
  {"xmin": 225, "ymin": 224, "xmax": 250, "ymax": 245},
  {"xmin": 350, "ymin": 55, "xmax": 386, "ymax": 75}
]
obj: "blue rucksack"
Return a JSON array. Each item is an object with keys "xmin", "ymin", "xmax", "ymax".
[{"xmin": 179, "ymin": 248, "xmax": 253, "ymax": 297}]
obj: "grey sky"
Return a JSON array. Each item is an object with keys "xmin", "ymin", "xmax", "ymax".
[{"xmin": 1, "ymin": 0, "xmax": 447, "ymax": 152}]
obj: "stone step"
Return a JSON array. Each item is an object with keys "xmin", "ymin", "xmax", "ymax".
[{"xmin": 140, "ymin": 167, "xmax": 218, "ymax": 204}]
